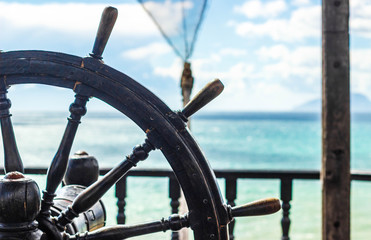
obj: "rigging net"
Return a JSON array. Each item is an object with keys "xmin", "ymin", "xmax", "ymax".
[
  {"xmin": 138, "ymin": 0, "xmax": 209, "ymax": 106},
  {"xmin": 138, "ymin": 0, "xmax": 208, "ymax": 61}
]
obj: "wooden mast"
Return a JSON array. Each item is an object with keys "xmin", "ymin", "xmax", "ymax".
[{"xmin": 321, "ymin": 0, "xmax": 350, "ymax": 240}]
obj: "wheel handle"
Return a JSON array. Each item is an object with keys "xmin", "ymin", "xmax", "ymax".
[
  {"xmin": 179, "ymin": 79, "xmax": 224, "ymax": 121},
  {"xmin": 228, "ymin": 198, "xmax": 281, "ymax": 220},
  {"xmin": 90, "ymin": 6, "xmax": 118, "ymax": 60}
]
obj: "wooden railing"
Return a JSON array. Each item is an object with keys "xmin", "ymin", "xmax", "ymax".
[{"xmin": 3, "ymin": 168, "xmax": 371, "ymax": 240}]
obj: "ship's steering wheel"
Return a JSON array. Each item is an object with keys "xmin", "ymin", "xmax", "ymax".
[{"xmin": 0, "ymin": 6, "xmax": 280, "ymax": 240}]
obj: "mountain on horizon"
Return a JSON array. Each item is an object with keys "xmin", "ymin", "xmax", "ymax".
[{"xmin": 294, "ymin": 93, "xmax": 371, "ymax": 113}]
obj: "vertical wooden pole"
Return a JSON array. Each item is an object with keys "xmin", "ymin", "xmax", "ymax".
[
  {"xmin": 322, "ymin": 1, "xmax": 350, "ymax": 240},
  {"xmin": 179, "ymin": 62, "xmax": 193, "ymax": 240}
]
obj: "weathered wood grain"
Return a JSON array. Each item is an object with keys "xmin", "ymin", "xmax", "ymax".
[{"xmin": 322, "ymin": 1, "xmax": 350, "ymax": 239}]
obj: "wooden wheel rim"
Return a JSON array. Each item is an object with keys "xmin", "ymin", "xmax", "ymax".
[{"xmin": 0, "ymin": 50, "xmax": 229, "ymax": 240}]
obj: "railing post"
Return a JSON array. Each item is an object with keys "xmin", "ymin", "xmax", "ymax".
[
  {"xmin": 226, "ymin": 178, "xmax": 237, "ymax": 240},
  {"xmin": 169, "ymin": 177, "xmax": 181, "ymax": 240},
  {"xmin": 115, "ymin": 176, "xmax": 127, "ymax": 224},
  {"xmin": 280, "ymin": 178, "xmax": 292, "ymax": 240}
]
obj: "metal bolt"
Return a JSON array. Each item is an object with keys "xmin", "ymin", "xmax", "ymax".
[
  {"xmin": 333, "ymin": 61, "xmax": 341, "ymax": 68},
  {"xmin": 203, "ymin": 199, "xmax": 208, "ymax": 204},
  {"xmin": 334, "ymin": 221, "xmax": 340, "ymax": 228},
  {"xmin": 210, "ymin": 234, "xmax": 215, "ymax": 239},
  {"xmin": 334, "ymin": 0, "xmax": 341, "ymax": 7}
]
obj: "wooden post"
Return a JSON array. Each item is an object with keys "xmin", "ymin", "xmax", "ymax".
[
  {"xmin": 322, "ymin": 1, "xmax": 350, "ymax": 240},
  {"xmin": 179, "ymin": 61, "xmax": 193, "ymax": 240}
]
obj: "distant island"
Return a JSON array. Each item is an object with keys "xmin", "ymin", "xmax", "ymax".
[{"xmin": 294, "ymin": 93, "xmax": 371, "ymax": 113}]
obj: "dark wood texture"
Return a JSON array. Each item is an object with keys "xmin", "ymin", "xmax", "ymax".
[
  {"xmin": 181, "ymin": 79, "xmax": 224, "ymax": 119},
  {"xmin": 0, "ymin": 82, "xmax": 24, "ymax": 173},
  {"xmin": 181, "ymin": 62, "xmax": 194, "ymax": 108},
  {"xmin": 229, "ymin": 198, "xmax": 281, "ymax": 218},
  {"xmin": 169, "ymin": 177, "xmax": 181, "ymax": 240},
  {"xmin": 5, "ymin": 168, "xmax": 371, "ymax": 180},
  {"xmin": 65, "ymin": 214, "xmax": 188, "ymax": 240},
  {"xmin": 90, "ymin": 6, "xmax": 118, "ymax": 60},
  {"xmin": 56, "ymin": 140, "xmax": 154, "ymax": 228},
  {"xmin": 0, "ymin": 173, "xmax": 40, "ymax": 227},
  {"xmin": 0, "ymin": 4, "xmax": 323, "ymax": 239},
  {"xmin": 115, "ymin": 177, "xmax": 127, "ymax": 224},
  {"xmin": 39, "ymin": 92, "xmax": 89, "ymax": 219},
  {"xmin": 0, "ymin": 50, "xmax": 231, "ymax": 240},
  {"xmin": 280, "ymin": 179, "xmax": 292, "ymax": 240},
  {"xmin": 2, "ymin": 167, "xmax": 371, "ymax": 239},
  {"xmin": 225, "ymin": 178, "xmax": 237, "ymax": 240},
  {"xmin": 0, "ymin": 173, "xmax": 44, "ymax": 239},
  {"xmin": 322, "ymin": 0, "xmax": 350, "ymax": 240},
  {"xmin": 63, "ymin": 151, "xmax": 99, "ymax": 187},
  {"xmin": 51, "ymin": 185, "xmax": 106, "ymax": 234}
]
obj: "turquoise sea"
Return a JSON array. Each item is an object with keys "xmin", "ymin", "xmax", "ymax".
[{"xmin": 2, "ymin": 111, "xmax": 371, "ymax": 240}]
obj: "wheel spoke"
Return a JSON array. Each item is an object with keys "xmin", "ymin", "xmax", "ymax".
[
  {"xmin": 39, "ymin": 85, "xmax": 90, "ymax": 219},
  {"xmin": 65, "ymin": 214, "xmax": 189, "ymax": 240},
  {"xmin": 0, "ymin": 83, "xmax": 24, "ymax": 173},
  {"xmin": 63, "ymin": 198, "xmax": 280, "ymax": 240},
  {"xmin": 56, "ymin": 139, "xmax": 154, "ymax": 229}
]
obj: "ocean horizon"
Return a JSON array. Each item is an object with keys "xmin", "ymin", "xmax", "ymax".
[{"xmin": 1, "ymin": 111, "xmax": 370, "ymax": 239}]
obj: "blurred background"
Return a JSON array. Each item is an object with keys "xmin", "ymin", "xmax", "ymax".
[{"xmin": 1, "ymin": 0, "xmax": 371, "ymax": 239}]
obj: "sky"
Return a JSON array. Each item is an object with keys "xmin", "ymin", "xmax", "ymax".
[{"xmin": 0, "ymin": 0, "xmax": 371, "ymax": 112}]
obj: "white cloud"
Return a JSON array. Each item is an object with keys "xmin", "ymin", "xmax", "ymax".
[
  {"xmin": 351, "ymin": 49, "xmax": 371, "ymax": 98},
  {"xmin": 239, "ymin": 82, "xmax": 315, "ymax": 111},
  {"xmin": 233, "ymin": 1, "xmax": 371, "ymax": 41},
  {"xmin": 151, "ymin": 51, "xmax": 318, "ymax": 111},
  {"xmin": 122, "ymin": 42, "xmax": 172, "ymax": 60},
  {"xmin": 255, "ymin": 44, "xmax": 289, "ymax": 60},
  {"xmin": 234, "ymin": 5, "xmax": 321, "ymax": 42},
  {"xmin": 352, "ymin": 71, "xmax": 371, "ymax": 96},
  {"xmin": 351, "ymin": 0, "xmax": 371, "ymax": 17},
  {"xmin": 195, "ymin": 62, "xmax": 255, "ymax": 89},
  {"xmin": 0, "ymin": 2, "xmax": 158, "ymax": 37},
  {"xmin": 152, "ymin": 48, "xmax": 250, "ymax": 85},
  {"xmin": 256, "ymin": 45, "xmax": 321, "ymax": 86},
  {"xmin": 197, "ymin": 62, "xmax": 316, "ymax": 112},
  {"xmin": 351, "ymin": 49, "xmax": 371, "ymax": 71},
  {"xmin": 219, "ymin": 48, "xmax": 247, "ymax": 57},
  {"xmin": 350, "ymin": 1, "xmax": 371, "ymax": 38},
  {"xmin": 235, "ymin": 0, "xmax": 287, "ymax": 19},
  {"xmin": 141, "ymin": 0, "xmax": 193, "ymax": 36},
  {"xmin": 292, "ymin": 0, "xmax": 311, "ymax": 6},
  {"xmin": 153, "ymin": 58, "xmax": 183, "ymax": 82}
]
